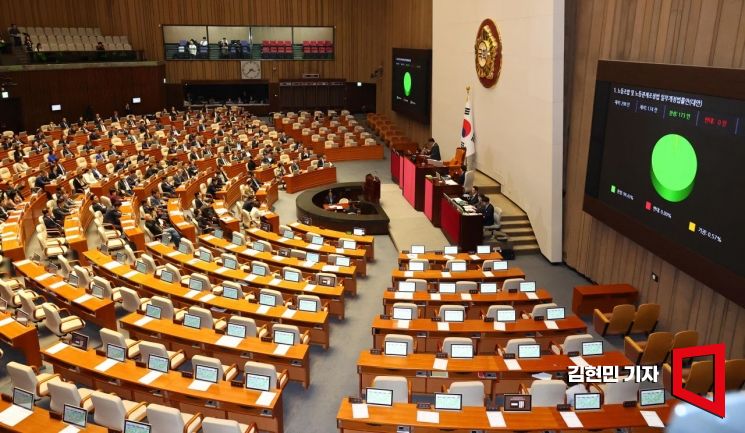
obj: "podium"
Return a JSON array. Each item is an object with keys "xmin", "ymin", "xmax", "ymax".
[
  {"xmin": 424, "ymin": 176, "xmax": 463, "ymax": 226},
  {"xmin": 440, "ymin": 195, "xmax": 483, "ymax": 252},
  {"xmin": 363, "ymin": 174, "xmax": 381, "ymax": 203}
]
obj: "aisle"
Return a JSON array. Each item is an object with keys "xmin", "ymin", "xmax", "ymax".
[{"xmin": 380, "ymin": 182, "xmax": 448, "ymax": 251}]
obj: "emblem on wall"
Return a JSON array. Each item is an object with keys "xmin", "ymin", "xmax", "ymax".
[{"xmin": 474, "ymin": 18, "xmax": 502, "ymax": 88}]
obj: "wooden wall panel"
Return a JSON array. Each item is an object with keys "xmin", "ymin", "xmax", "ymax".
[
  {"xmin": 0, "ymin": 0, "xmax": 99, "ymax": 28},
  {"xmin": 564, "ymin": 0, "xmax": 745, "ymax": 358}
]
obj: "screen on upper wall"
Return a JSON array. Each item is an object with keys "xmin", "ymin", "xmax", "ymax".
[
  {"xmin": 392, "ymin": 48, "xmax": 432, "ymax": 123},
  {"xmin": 584, "ymin": 61, "xmax": 745, "ymax": 306}
]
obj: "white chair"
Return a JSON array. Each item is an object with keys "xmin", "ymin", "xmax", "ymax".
[
  {"xmin": 149, "ymin": 296, "xmax": 184, "ymax": 321},
  {"xmin": 73, "ymin": 265, "xmax": 93, "ymax": 287},
  {"xmin": 146, "ymin": 404, "xmax": 202, "ymax": 433},
  {"xmin": 444, "ymin": 259, "xmax": 467, "ymax": 272},
  {"xmin": 0, "ymin": 280, "xmax": 33, "ymax": 309},
  {"xmin": 48, "ymin": 380, "xmax": 94, "ymax": 413},
  {"xmin": 521, "ymin": 379, "xmax": 567, "ymax": 407},
  {"xmin": 463, "ymin": 170, "xmax": 475, "ymax": 191},
  {"xmin": 447, "ymin": 381, "xmax": 485, "ymax": 406},
  {"xmin": 383, "ymin": 334, "xmax": 415, "ymax": 354},
  {"xmin": 18, "ymin": 292, "xmax": 47, "ymax": 324},
  {"xmin": 138, "ymin": 341, "xmax": 185, "ymax": 370},
  {"xmin": 42, "ymin": 303, "xmax": 85, "ymax": 336},
  {"xmin": 501, "ymin": 278, "xmax": 525, "ymax": 292},
  {"xmin": 202, "ymin": 418, "xmax": 257, "ymax": 433},
  {"xmin": 295, "ymin": 294, "xmax": 326, "ymax": 312},
  {"xmin": 484, "ymin": 305, "xmax": 514, "ymax": 320},
  {"xmin": 119, "ymin": 287, "xmax": 150, "ymax": 313},
  {"xmin": 550, "ymin": 334, "xmax": 594, "ymax": 355},
  {"xmin": 7, "ymin": 361, "xmax": 62, "ymax": 398},
  {"xmin": 243, "ymin": 361, "xmax": 288, "ymax": 391},
  {"xmin": 186, "ymin": 305, "xmax": 227, "ymax": 331},
  {"xmin": 91, "ymin": 276, "xmax": 122, "ymax": 303},
  {"xmin": 228, "ymin": 316, "xmax": 267, "ymax": 338},
  {"xmin": 524, "ymin": 302, "xmax": 558, "ymax": 319},
  {"xmin": 90, "ymin": 391, "xmax": 148, "ymax": 430},
  {"xmin": 391, "ymin": 302, "xmax": 418, "ymax": 320},
  {"xmin": 258, "ymin": 288, "xmax": 284, "ymax": 307},
  {"xmin": 442, "ymin": 337, "xmax": 472, "ymax": 357},
  {"xmin": 371, "ymin": 376, "xmax": 409, "ymax": 403},
  {"xmin": 498, "ymin": 337, "xmax": 538, "ymax": 356},
  {"xmin": 272, "ymin": 323, "xmax": 308, "ymax": 345},
  {"xmin": 438, "ymin": 305, "xmax": 466, "ymax": 321},
  {"xmin": 191, "ymin": 354, "xmax": 238, "ymax": 381},
  {"xmin": 593, "ymin": 380, "xmax": 640, "ymax": 404},
  {"xmin": 100, "ymin": 328, "xmax": 140, "ymax": 359}
]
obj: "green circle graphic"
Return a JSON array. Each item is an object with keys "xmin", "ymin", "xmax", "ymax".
[
  {"xmin": 650, "ymin": 133, "xmax": 697, "ymax": 203},
  {"xmin": 403, "ymin": 71, "xmax": 412, "ymax": 97}
]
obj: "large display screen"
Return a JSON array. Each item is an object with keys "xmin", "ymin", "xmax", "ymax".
[
  {"xmin": 392, "ymin": 48, "xmax": 432, "ymax": 123},
  {"xmin": 584, "ymin": 61, "xmax": 745, "ymax": 305}
]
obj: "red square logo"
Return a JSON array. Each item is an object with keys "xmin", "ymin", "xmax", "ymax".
[
  {"xmin": 671, "ymin": 343, "xmax": 726, "ymax": 418},
  {"xmin": 645, "ymin": 201, "xmax": 652, "ymax": 211}
]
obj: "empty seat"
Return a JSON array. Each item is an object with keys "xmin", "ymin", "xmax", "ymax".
[
  {"xmin": 371, "ymin": 376, "xmax": 409, "ymax": 403},
  {"xmin": 192, "ymin": 354, "xmax": 238, "ymax": 382},
  {"xmin": 90, "ymin": 391, "xmax": 147, "ymax": 430},
  {"xmin": 138, "ymin": 341, "xmax": 185, "ymax": 370},
  {"xmin": 593, "ymin": 304, "xmax": 635, "ymax": 336},
  {"xmin": 202, "ymin": 418, "xmax": 257, "ymax": 433},
  {"xmin": 447, "ymin": 381, "xmax": 484, "ymax": 406},
  {"xmin": 521, "ymin": 379, "xmax": 566, "ymax": 407},
  {"xmin": 624, "ymin": 331, "xmax": 674, "ymax": 365},
  {"xmin": 146, "ymin": 404, "xmax": 203, "ymax": 433},
  {"xmin": 550, "ymin": 334, "xmax": 594, "ymax": 355},
  {"xmin": 383, "ymin": 334, "xmax": 415, "ymax": 354},
  {"xmin": 7, "ymin": 361, "xmax": 63, "ymax": 399},
  {"xmin": 100, "ymin": 328, "xmax": 140, "ymax": 358},
  {"xmin": 244, "ymin": 361, "xmax": 287, "ymax": 390},
  {"xmin": 48, "ymin": 380, "xmax": 94, "ymax": 413},
  {"xmin": 501, "ymin": 278, "xmax": 524, "ymax": 292},
  {"xmin": 42, "ymin": 303, "xmax": 85, "ymax": 336},
  {"xmin": 628, "ymin": 303, "xmax": 660, "ymax": 334}
]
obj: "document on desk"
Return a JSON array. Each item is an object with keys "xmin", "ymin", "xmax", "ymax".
[
  {"xmin": 46, "ymin": 342, "xmax": 69, "ymax": 354},
  {"xmin": 94, "ymin": 358, "xmax": 119, "ymax": 372},
  {"xmin": 50, "ymin": 281, "xmax": 67, "ymax": 290},
  {"xmin": 103, "ymin": 261, "xmax": 121, "ymax": 270},
  {"xmin": 351, "ymin": 403, "xmax": 369, "ymax": 419},
  {"xmin": 394, "ymin": 292, "xmax": 413, "ymax": 300},
  {"xmin": 504, "ymin": 359, "xmax": 521, "ymax": 371},
  {"xmin": 134, "ymin": 316, "xmax": 154, "ymax": 327},
  {"xmin": 256, "ymin": 305, "xmax": 270, "ymax": 314},
  {"xmin": 73, "ymin": 294, "xmax": 93, "ymax": 304},
  {"xmin": 269, "ymin": 278, "xmax": 282, "ymax": 286},
  {"xmin": 403, "ymin": 271, "xmax": 414, "ymax": 277},
  {"xmin": 273, "ymin": 344, "xmax": 291, "ymax": 356},
  {"xmin": 167, "ymin": 251, "xmax": 181, "ymax": 257},
  {"xmin": 0, "ymin": 317, "xmax": 14, "ymax": 327},
  {"xmin": 407, "ymin": 253, "xmax": 418, "ymax": 259},
  {"xmin": 494, "ymin": 321, "xmax": 506, "ymax": 331},
  {"xmin": 482, "ymin": 271, "xmax": 494, "ymax": 278},
  {"xmin": 433, "ymin": 358, "xmax": 448, "ymax": 371},
  {"xmin": 532, "ymin": 372, "xmax": 553, "ymax": 381},
  {"xmin": 416, "ymin": 410, "xmax": 440, "ymax": 424},
  {"xmin": 460, "ymin": 293, "xmax": 472, "ymax": 301},
  {"xmin": 486, "ymin": 410, "xmax": 506, "ymax": 428},
  {"xmin": 36, "ymin": 272, "xmax": 54, "ymax": 281},
  {"xmin": 469, "ymin": 254, "xmax": 481, "ymax": 260},
  {"xmin": 214, "ymin": 267, "xmax": 229, "ymax": 274},
  {"xmin": 430, "ymin": 293, "xmax": 441, "ymax": 301},
  {"xmin": 216, "ymin": 335, "xmax": 242, "ymax": 348},
  {"xmin": 200, "ymin": 293, "xmax": 216, "ymax": 302},
  {"xmin": 322, "ymin": 265, "xmax": 340, "ymax": 272},
  {"xmin": 560, "ymin": 411, "xmax": 583, "ymax": 428},
  {"xmin": 396, "ymin": 320, "xmax": 410, "ymax": 329},
  {"xmin": 437, "ymin": 322, "xmax": 450, "ymax": 331},
  {"xmin": 544, "ymin": 320, "xmax": 559, "ymax": 329},
  {"xmin": 0, "ymin": 405, "xmax": 33, "ymax": 427},
  {"xmin": 281, "ymin": 309, "xmax": 296, "ymax": 319},
  {"xmin": 138, "ymin": 370, "xmax": 163, "ymax": 385},
  {"xmin": 570, "ymin": 356, "xmax": 590, "ymax": 367},
  {"xmin": 303, "ymin": 284, "xmax": 316, "ymax": 292},
  {"xmin": 187, "ymin": 380, "xmax": 212, "ymax": 392},
  {"xmin": 244, "ymin": 274, "xmax": 257, "ymax": 282},
  {"xmin": 640, "ymin": 411, "xmax": 665, "ymax": 428},
  {"xmin": 124, "ymin": 270, "xmax": 139, "ymax": 279},
  {"xmin": 187, "ymin": 258, "xmax": 199, "ymax": 265},
  {"xmin": 272, "ymin": 255, "xmax": 285, "ymax": 262},
  {"xmin": 183, "ymin": 290, "xmax": 199, "ymax": 299},
  {"xmin": 58, "ymin": 425, "xmax": 81, "ymax": 433},
  {"xmin": 335, "ymin": 248, "xmax": 345, "ymax": 253},
  {"xmin": 256, "ymin": 391, "xmax": 276, "ymax": 406},
  {"xmin": 443, "ymin": 255, "xmax": 455, "ymax": 260},
  {"xmin": 306, "ymin": 244, "xmax": 322, "ymax": 250},
  {"xmin": 525, "ymin": 292, "xmax": 539, "ymax": 300},
  {"xmin": 14, "ymin": 259, "xmax": 30, "ymax": 266}
]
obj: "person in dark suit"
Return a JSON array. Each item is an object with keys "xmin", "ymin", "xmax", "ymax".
[
  {"xmin": 317, "ymin": 155, "xmax": 327, "ymax": 168},
  {"xmin": 481, "ymin": 195, "xmax": 496, "ymax": 227},
  {"xmin": 247, "ymin": 175, "xmax": 261, "ymax": 192},
  {"xmin": 160, "ymin": 178, "xmax": 175, "ymax": 196},
  {"xmin": 324, "ymin": 189, "xmax": 336, "ymax": 205},
  {"xmin": 466, "ymin": 186, "xmax": 480, "ymax": 205},
  {"xmin": 427, "ymin": 138, "xmax": 441, "ymax": 161},
  {"xmin": 103, "ymin": 203, "xmax": 123, "ymax": 232},
  {"xmin": 91, "ymin": 194, "xmax": 106, "ymax": 214},
  {"xmin": 34, "ymin": 170, "xmax": 50, "ymax": 189},
  {"xmin": 72, "ymin": 174, "xmax": 88, "ymax": 194},
  {"xmin": 456, "ymin": 165, "xmax": 467, "ymax": 186},
  {"xmin": 42, "ymin": 209, "xmax": 62, "ymax": 230},
  {"xmin": 246, "ymin": 158, "xmax": 257, "ymax": 172}
]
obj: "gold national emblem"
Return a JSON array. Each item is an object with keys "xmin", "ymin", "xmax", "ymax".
[{"xmin": 474, "ymin": 18, "xmax": 502, "ymax": 88}]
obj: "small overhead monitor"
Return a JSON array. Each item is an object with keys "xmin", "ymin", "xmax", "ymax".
[
  {"xmin": 223, "ymin": 256, "xmax": 238, "ymax": 270},
  {"xmin": 231, "ymin": 233, "xmax": 244, "ymax": 245},
  {"xmin": 408, "ymin": 261, "xmax": 425, "ymax": 271},
  {"xmin": 503, "ymin": 394, "xmax": 532, "ymax": 412},
  {"xmin": 123, "ymin": 420, "xmax": 151, "ymax": 433},
  {"xmin": 177, "ymin": 243, "xmax": 190, "ymax": 254},
  {"xmin": 353, "ymin": 227, "xmax": 365, "ymax": 236},
  {"xmin": 274, "ymin": 329, "xmax": 295, "ymax": 346},
  {"xmin": 306, "ymin": 252, "xmax": 320, "ymax": 263},
  {"xmin": 298, "ymin": 298, "xmax": 318, "ymax": 312},
  {"xmin": 335, "ymin": 256, "xmax": 351, "ymax": 267},
  {"xmin": 145, "ymin": 304, "xmax": 162, "ymax": 319},
  {"xmin": 135, "ymin": 260, "xmax": 149, "ymax": 274},
  {"xmin": 318, "ymin": 275, "xmax": 335, "ymax": 287},
  {"xmin": 496, "ymin": 309, "xmax": 517, "ymax": 322},
  {"xmin": 253, "ymin": 241, "xmax": 266, "ymax": 252},
  {"xmin": 517, "ymin": 344, "xmax": 541, "ymax": 359},
  {"xmin": 182, "ymin": 313, "xmax": 202, "ymax": 329},
  {"xmin": 392, "ymin": 306, "xmax": 413, "ymax": 320},
  {"xmin": 106, "ymin": 343, "xmax": 126, "ymax": 362},
  {"xmin": 70, "ymin": 332, "xmax": 89, "ymax": 350},
  {"xmin": 63, "ymin": 404, "xmax": 88, "ymax": 428},
  {"xmin": 450, "ymin": 261, "xmax": 467, "ymax": 272},
  {"xmin": 160, "ymin": 270, "xmax": 175, "ymax": 283},
  {"xmin": 226, "ymin": 323, "xmax": 247, "ymax": 338},
  {"xmin": 51, "ymin": 104, "xmax": 62, "ymax": 112},
  {"xmin": 222, "ymin": 285, "xmax": 241, "ymax": 300},
  {"xmin": 90, "ymin": 284, "xmax": 105, "ymax": 299},
  {"xmin": 519, "ymin": 281, "xmax": 536, "ymax": 292},
  {"xmin": 198, "ymin": 249, "xmax": 212, "ymax": 262},
  {"xmin": 434, "ymin": 393, "xmax": 462, "ymax": 411},
  {"xmin": 476, "ymin": 245, "xmax": 491, "ymax": 254},
  {"xmin": 281, "ymin": 229, "xmax": 294, "ymax": 239},
  {"xmin": 438, "ymin": 282, "xmax": 456, "ymax": 294},
  {"xmin": 251, "ymin": 263, "xmax": 267, "ymax": 276},
  {"xmin": 582, "ymin": 341, "xmax": 604, "ymax": 356},
  {"xmin": 147, "ymin": 354, "xmax": 169, "ymax": 373},
  {"xmin": 213, "ymin": 228, "xmax": 224, "ymax": 239},
  {"xmin": 546, "ymin": 307, "xmax": 565, "ymax": 320},
  {"xmin": 480, "ymin": 282, "xmax": 497, "ymax": 293},
  {"xmin": 443, "ymin": 245, "xmax": 458, "ymax": 255},
  {"xmin": 443, "ymin": 309, "xmax": 465, "ymax": 322},
  {"xmin": 13, "ymin": 387, "xmax": 34, "ymax": 411},
  {"xmin": 383, "ymin": 340, "xmax": 408, "ymax": 356},
  {"xmin": 365, "ymin": 388, "xmax": 393, "ymax": 407},
  {"xmin": 574, "ymin": 393, "xmax": 601, "ymax": 411},
  {"xmin": 259, "ymin": 293, "xmax": 276, "ymax": 306},
  {"xmin": 245, "ymin": 373, "xmax": 271, "ymax": 392},
  {"xmin": 283, "ymin": 269, "xmax": 301, "ymax": 283},
  {"xmin": 342, "ymin": 239, "xmax": 356, "ymax": 250},
  {"xmin": 490, "ymin": 260, "xmax": 508, "ymax": 270},
  {"xmin": 410, "ymin": 245, "xmax": 425, "ymax": 254},
  {"xmin": 67, "ymin": 273, "xmax": 80, "ymax": 288},
  {"xmin": 311, "ymin": 235, "xmax": 324, "ymax": 245},
  {"xmin": 639, "ymin": 389, "xmax": 665, "ymax": 407},
  {"xmin": 398, "ymin": 281, "xmax": 416, "ymax": 292},
  {"xmin": 188, "ymin": 278, "xmax": 204, "ymax": 291},
  {"xmin": 194, "ymin": 364, "xmax": 219, "ymax": 383},
  {"xmin": 450, "ymin": 343, "xmax": 474, "ymax": 359}
]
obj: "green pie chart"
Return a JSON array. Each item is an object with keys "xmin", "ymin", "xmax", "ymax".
[
  {"xmin": 403, "ymin": 71, "xmax": 412, "ymax": 97},
  {"xmin": 650, "ymin": 133, "xmax": 697, "ymax": 202}
]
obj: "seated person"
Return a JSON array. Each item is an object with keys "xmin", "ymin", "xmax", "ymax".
[
  {"xmin": 103, "ymin": 203, "xmax": 123, "ymax": 232},
  {"xmin": 481, "ymin": 195, "xmax": 496, "ymax": 227},
  {"xmin": 324, "ymin": 189, "xmax": 337, "ymax": 205},
  {"xmin": 42, "ymin": 208, "xmax": 62, "ymax": 229},
  {"xmin": 144, "ymin": 213, "xmax": 181, "ymax": 247},
  {"xmin": 456, "ymin": 165, "xmax": 467, "ymax": 186}
]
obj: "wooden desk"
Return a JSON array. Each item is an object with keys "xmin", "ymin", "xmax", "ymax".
[
  {"xmin": 572, "ymin": 284, "xmax": 639, "ymax": 318},
  {"xmin": 401, "ymin": 157, "xmax": 449, "ymax": 211},
  {"xmin": 390, "ymin": 268, "xmax": 525, "ymax": 285},
  {"xmin": 440, "ymin": 195, "xmax": 484, "ymax": 253},
  {"xmin": 43, "ymin": 344, "xmax": 284, "ymax": 433},
  {"xmin": 0, "ymin": 311, "xmax": 42, "ymax": 368},
  {"xmin": 382, "ymin": 289, "xmax": 553, "ymax": 319},
  {"xmin": 0, "ymin": 399, "xmax": 108, "ymax": 432},
  {"xmin": 371, "ymin": 316, "xmax": 587, "ymax": 353},
  {"xmin": 85, "ymin": 251, "xmax": 331, "ymax": 348},
  {"xmin": 357, "ymin": 351, "xmax": 632, "ymax": 395},
  {"xmin": 283, "ymin": 166, "xmax": 337, "ymax": 194},
  {"xmin": 397, "ymin": 251, "xmax": 503, "ymax": 268},
  {"xmin": 14, "ymin": 259, "xmax": 117, "ymax": 330},
  {"xmin": 167, "ymin": 199, "xmax": 197, "ymax": 242},
  {"xmin": 337, "ymin": 400, "xmax": 670, "ymax": 432},
  {"xmin": 1, "ymin": 192, "xmax": 47, "ymax": 262},
  {"xmin": 120, "ymin": 312, "xmax": 311, "ymax": 388},
  {"xmin": 424, "ymin": 176, "xmax": 463, "ymax": 227},
  {"xmin": 256, "ymin": 181, "xmax": 279, "ymax": 208},
  {"xmin": 63, "ymin": 196, "xmax": 91, "ymax": 265},
  {"xmin": 213, "ymin": 199, "xmax": 241, "ymax": 233},
  {"xmin": 146, "ymin": 241, "xmax": 347, "ymax": 319},
  {"xmin": 288, "ymin": 221, "xmax": 375, "ymax": 260},
  {"xmin": 320, "ymin": 144, "xmax": 384, "ymax": 162}
]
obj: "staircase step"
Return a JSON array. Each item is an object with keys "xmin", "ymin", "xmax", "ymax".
[
  {"xmin": 500, "ymin": 220, "xmax": 532, "ymax": 229},
  {"xmin": 513, "ymin": 243, "xmax": 541, "ymax": 252},
  {"xmin": 509, "ymin": 235, "xmax": 538, "ymax": 246},
  {"xmin": 500, "ymin": 214, "xmax": 528, "ymax": 222},
  {"xmin": 501, "ymin": 226, "xmax": 534, "ymax": 236}
]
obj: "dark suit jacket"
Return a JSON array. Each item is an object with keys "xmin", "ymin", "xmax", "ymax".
[
  {"xmin": 429, "ymin": 144, "xmax": 441, "ymax": 161},
  {"xmin": 483, "ymin": 204, "xmax": 495, "ymax": 226}
]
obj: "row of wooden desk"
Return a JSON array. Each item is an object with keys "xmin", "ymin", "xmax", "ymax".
[{"xmin": 283, "ymin": 166, "xmax": 337, "ymax": 194}]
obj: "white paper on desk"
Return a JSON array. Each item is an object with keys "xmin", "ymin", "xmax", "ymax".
[
  {"xmin": 200, "ymin": 293, "xmax": 216, "ymax": 302},
  {"xmin": 303, "ymin": 284, "xmax": 316, "ymax": 292},
  {"xmin": 203, "ymin": 235, "xmax": 215, "ymax": 241},
  {"xmin": 272, "ymin": 255, "xmax": 285, "ymax": 262},
  {"xmin": 138, "ymin": 370, "xmax": 163, "ymax": 385},
  {"xmin": 322, "ymin": 265, "xmax": 339, "ymax": 272},
  {"xmin": 36, "ymin": 272, "xmax": 54, "ymax": 281},
  {"xmin": 14, "ymin": 259, "xmax": 31, "ymax": 266},
  {"xmin": 216, "ymin": 335, "xmax": 242, "ymax": 348},
  {"xmin": 335, "ymin": 248, "xmax": 345, "ymax": 253},
  {"xmin": 147, "ymin": 241, "xmax": 160, "ymax": 247},
  {"xmin": 494, "ymin": 321, "xmax": 506, "ymax": 331},
  {"xmin": 570, "ymin": 356, "xmax": 590, "ymax": 368},
  {"xmin": 58, "ymin": 425, "xmax": 81, "ymax": 433},
  {"xmin": 256, "ymin": 391, "xmax": 276, "ymax": 406},
  {"xmin": 256, "ymin": 305, "xmax": 270, "ymax": 314},
  {"xmin": 394, "ymin": 292, "xmax": 413, "ymax": 300},
  {"xmin": 73, "ymin": 294, "xmax": 93, "ymax": 304},
  {"xmin": 403, "ymin": 271, "xmax": 414, "ymax": 277},
  {"xmin": 504, "ymin": 359, "xmax": 521, "ymax": 371},
  {"xmin": 406, "ymin": 253, "xmax": 418, "ymax": 259},
  {"xmin": 134, "ymin": 316, "xmax": 154, "ymax": 327},
  {"xmin": 640, "ymin": 411, "xmax": 665, "ymax": 428},
  {"xmin": 486, "ymin": 411, "xmax": 506, "ymax": 428},
  {"xmin": 443, "ymin": 255, "xmax": 454, "ymax": 260},
  {"xmin": 532, "ymin": 372, "xmax": 553, "ymax": 381},
  {"xmin": 47, "ymin": 342, "xmax": 69, "ymax": 354},
  {"xmin": 437, "ymin": 322, "xmax": 449, "ymax": 331},
  {"xmin": 187, "ymin": 258, "xmax": 199, "ymax": 265},
  {"xmin": 469, "ymin": 254, "xmax": 480, "ymax": 260},
  {"xmin": 301, "ymin": 261, "xmax": 314, "ymax": 268},
  {"xmin": 460, "ymin": 293, "xmax": 472, "ymax": 301},
  {"xmin": 525, "ymin": 292, "xmax": 539, "ymax": 300},
  {"xmin": 544, "ymin": 320, "xmax": 559, "ymax": 330},
  {"xmin": 430, "ymin": 293, "xmax": 441, "ymax": 301},
  {"xmin": 0, "ymin": 317, "xmax": 14, "ymax": 327},
  {"xmin": 170, "ymin": 211, "xmax": 183, "ymax": 216},
  {"xmin": 482, "ymin": 271, "xmax": 494, "ymax": 278},
  {"xmin": 214, "ymin": 267, "xmax": 230, "ymax": 275},
  {"xmin": 290, "ymin": 222, "xmax": 300, "ymax": 227},
  {"xmin": 187, "ymin": 380, "xmax": 212, "ymax": 392},
  {"xmin": 226, "ymin": 244, "xmax": 240, "ymax": 251},
  {"xmin": 269, "ymin": 278, "xmax": 282, "ymax": 286},
  {"xmin": 560, "ymin": 411, "xmax": 583, "ymax": 428},
  {"xmin": 50, "ymin": 281, "xmax": 67, "ymax": 290},
  {"xmin": 244, "ymin": 274, "xmax": 257, "ymax": 282},
  {"xmin": 103, "ymin": 261, "xmax": 121, "ymax": 270},
  {"xmin": 395, "ymin": 320, "xmax": 410, "ymax": 329},
  {"xmin": 433, "ymin": 358, "xmax": 448, "ymax": 371},
  {"xmin": 306, "ymin": 244, "xmax": 322, "ymax": 250},
  {"xmin": 281, "ymin": 309, "xmax": 296, "ymax": 319},
  {"xmin": 183, "ymin": 290, "xmax": 199, "ymax": 299},
  {"xmin": 249, "ymin": 228, "xmax": 259, "ymax": 233},
  {"xmin": 124, "ymin": 270, "xmax": 138, "ymax": 279},
  {"xmin": 351, "ymin": 403, "xmax": 369, "ymax": 419},
  {"xmin": 416, "ymin": 410, "xmax": 440, "ymax": 424},
  {"xmin": 94, "ymin": 358, "xmax": 119, "ymax": 372},
  {"xmin": 273, "ymin": 344, "xmax": 291, "ymax": 356},
  {"xmin": 0, "ymin": 405, "xmax": 33, "ymax": 427},
  {"xmin": 167, "ymin": 251, "xmax": 180, "ymax": 257}
]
